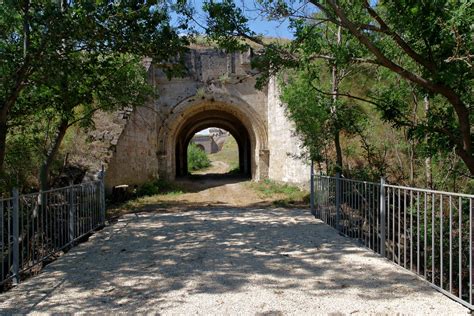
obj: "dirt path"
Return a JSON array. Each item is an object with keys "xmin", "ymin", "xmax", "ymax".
[
  {"xmin": 193, "ymin": 161, "xmax": 230, "ymax": 175},
  {"xmin": 163, "ymin": 176, "xmax": 265, "ymax": 207},
  {"xmin": 0, "ymin": 204, "xmax": 468, "ymax": 314}
]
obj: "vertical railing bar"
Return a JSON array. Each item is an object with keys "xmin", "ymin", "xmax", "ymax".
[
  {"xmin": 424, "ymin": 191, "xmax": 428, "ymax": 278},
  {"xmin": 26, "ymin": 197, "xmax": 30, "ymax": 269},
  {"xmin": 470, "ymin": 198, "xmax": 472, "ymax": 305},
  {"xmin": 404, "ymin": 189, "xmax": 407, "ymax": 268},
  {"xmin": 410, "ymin": 190, "xmax": 413, "ymax": 271},
  {"xmin": 35, "ymin": 194, "xmax": 40, "ymax": 265},
  {"xmin": 336, "ymin": 172, "xmax": 341, "ymax": 231},
  {"xmin": 365, "ymin": 182, "xmax": 368, "ymax": 246},
  {"xmin": 80, "ymin": 185, "xmax": 84, "ymax": 236},
  {"xmin": 0, "ymin": 200, "xmax": 4, "ymax": 282},
  {"xmin": 51, "ymin": 193, "xmax": 55, "ymax": 250},
  {"xmin": 347, "ymin": 180, "xmax": 350, "ymax": 236},
  {"xmin": 351, "ymin": 181, "xmax": 355, "ymax": 237},
  {"xmin": 90, "ymin": 184, "xmax": 93, "ymax": 232},
  {"xmin": 398, "ymin": 188, "xmax": 401, "ymax": 265},
  {"xmin": 351, "ymin": 181, "xmax": 354, "ymax": 238},
  {"xmin": 449, "ymin": 195, "xmax": 453, "ymax": 293},
  {"xmin": 341, "ymin": 179, "xmax": 344, "ymax": 232},
  {"xmin": 379, "ymin": 178, "xmax": 386, "ymax": 257},
  {"xmin": 393, "ymin": 187, "xmax": 396, "ymax": 261},
  {"xmin": 86, "ymin": 185, "xmax": 90, "ymax": 233},
  {"xmin": 432, "ymin": 193, "xmax": 435, "ymax": 284},
  {"xmin": 387, "ymin": 186, "xmax": 390, "ymax": 259},
  {"xmin": 69, "ymin": 184, "xmax": 75, "ymax": 244},
  {"xmin": 459, "ymin": 196, "xmax": 462, "ymax": 299},
  {"xmin": 376, "ymin": 184, "xmax": 379, "ymax": 253},
  {"xmin": 441, "ymin": 195, "xmax": 444, "ymax": 289},
  {"xmin": 8, "ymin": 199, "xmax": 11, "ymax": 281},
  {"xmin": 12, "ymin": 188, "xmax": 19, "ymax": 285},
  {"xmin": 368, "ymin": 183, "xmax": 372, "ymax": 249},
  {"xmin": 360, "ymin": 182, "xmax": 362, "ymax": 242},
  {"xmin": 417, "ymin": 191, "xmax": 420, "ymax": 275},
  {"xmin": 100, "ymin": 166, "xmax": 106, "ymax": 226},
  {"xmin": 310, "ymin": 161, "xmax": 315, "ymax": 216},
  {"xmin": 40, "ymin": 191, "xmax": 44, "ymax": 262}
]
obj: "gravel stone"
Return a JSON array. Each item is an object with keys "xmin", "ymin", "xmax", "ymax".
[{"xmin": 0, "ymin": 207, "xmax": 469, "ymax": 315}]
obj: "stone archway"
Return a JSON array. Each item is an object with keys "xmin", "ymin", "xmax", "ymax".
[
  {"xmin": 176, "ymin": 111, "xmax": 251, "ymax": 177},
  {"xmin": 158, "ymin": 93, "xmax": 268, "ymax": 181},
  {"xmin": 103, "ymin": 48, "xmax": 310, "ymax": 192}
]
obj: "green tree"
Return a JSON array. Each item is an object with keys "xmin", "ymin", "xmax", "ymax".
[
  {"xmin": 201, "ymin": 0, "xmax": 474, "ymax": 176},
  {"xmin": 188, "ymin": 143, "xmax": 211, "ymax": 172},
  {"xmin": 14, "ymin": 54, "xmax": 152, "ymax": 190},
  {"xmin": 0, "ymin": 0, "xmax": 189, "ymax": 177}
]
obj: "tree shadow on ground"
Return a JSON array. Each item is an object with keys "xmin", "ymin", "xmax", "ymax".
[
  {"xmin": 0, "ymin": 206, "xmax": 451, "ymax": 314},
  {"xmin": 175, "ymin": 174, "xmax": 250, "ymax": 192}
]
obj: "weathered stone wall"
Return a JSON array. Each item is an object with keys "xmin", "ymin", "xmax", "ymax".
[
  {"xmin": 267, "ymin": 77, "xmax": 310, "ymax": 185},
  {"xmin": 103, "ymin": 48, "xmax": 310, "ymax": 190},
  {"xmin": 104, "ymin": 105, "xmax": 159, "ymax": 190}
]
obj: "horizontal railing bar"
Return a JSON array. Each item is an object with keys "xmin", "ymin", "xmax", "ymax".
[
  {"xmin": 22, "ymin": 181, "xmax": 101, "ymax": 197},
  {"xmin": 0, "ymin": 178, "xmax": 105, "ymax": 288},
  {"xmin": 314, "ymin": 173, "xmax": 474, "ymax": 310},
  {"xmin": 318, "ymin": 174, "xmax": 474, "ymax": 198},
  {"xmin": 318, "ymin": 175, "xmax": 379, "ymax": 186},
  {"xmin": 384, "ymin": 184, "xmax": 474, "ymax": 198}
]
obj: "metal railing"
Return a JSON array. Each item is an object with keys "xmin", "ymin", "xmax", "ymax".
[
  {"xmin": 311, "ymin": 173, "xmax": 474, "ymax": 310},
  {"xmin": 1, "ymin": 178, "xmax": 105, "ymax": 287}
]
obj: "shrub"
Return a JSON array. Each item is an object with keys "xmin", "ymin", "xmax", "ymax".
[
  {"xmin": 136, "ymin": 179, "xmax": 182, "ymax": 197},
  {"xmin": 188, "ymin": 142, "xmax": 211, "ymax": 172}
]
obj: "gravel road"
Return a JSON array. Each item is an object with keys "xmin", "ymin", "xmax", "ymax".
[{"xmin": 0, "ymin": 206, "xmax": 469, "ymax": 315}]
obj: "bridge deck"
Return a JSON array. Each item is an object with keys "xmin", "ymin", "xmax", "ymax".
[{"xmin": 0, "ymin": 207, "xmax": 469, "ymax": 314}]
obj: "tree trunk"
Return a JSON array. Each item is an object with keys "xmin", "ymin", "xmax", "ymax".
[
  {"xmin": 0, "ymin": 113, "xmax": 8, "ymax": 173},
  {"xmin": 331, "ymin": 25, "xmax": 343, "ymax": 173},
  {"xmin": 334, "ymin": 131, "xmax": 343, "ymax": 173},
  {"xmin": 0, "ymin": 2, "xmax": 32, "ymax": 174},
  {"xmin": 424, "ymin": 96, "xmax": 433, "ymax": 188},
  {"xmin": 39, "ymin": 119, "xmax": 69, "ymax": 191}
]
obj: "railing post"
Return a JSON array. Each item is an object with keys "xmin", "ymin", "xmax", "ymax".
[
  {"xmin": 310, "ymin": 160, "xmax": 315, "ymax": 216},
  {"xmin": 12, "ymin": 188, "xmax": 20, "ymax": 285},
  {"xmin": 68, "ymin": 183, "xmax": 75, "ymax": 243},
  {"xmin": 99, "ymin": 165, "xmax": 106, "ymax": 226},
  {"xmin": 379, "ymin": 177, "xmax": 386, "ymax": 257},
  {"xmin": 336, "ymin": 172, "xmax": 341, "ymax": 231}
]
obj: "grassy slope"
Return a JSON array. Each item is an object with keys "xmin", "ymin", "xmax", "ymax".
[{"xmin": 207, "ymin": 135, "xmax": 239, "ymax": 171}]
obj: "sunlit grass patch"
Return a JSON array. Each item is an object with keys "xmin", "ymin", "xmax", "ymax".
[{"xmin": 247, "ymin": 179, "xmax": 309, "ymax": 207}]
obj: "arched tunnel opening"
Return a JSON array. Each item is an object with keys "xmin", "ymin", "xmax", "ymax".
[{"xmin": 175, "ymin": 110, "xmax": 252, "ymax": 178}]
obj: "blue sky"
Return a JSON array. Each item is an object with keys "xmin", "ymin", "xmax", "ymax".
[{"xmin": 175, "ymin": 0, "xmax": 296, "ymax": 39}]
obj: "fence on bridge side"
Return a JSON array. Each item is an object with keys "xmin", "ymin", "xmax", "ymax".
[
  {"xmin": 311, "ymin": 173, "xmax": 474, "ymax": 310},
  {"xmin": 0, "ymin": 178, "xmax": 106, "ymax": 288}
]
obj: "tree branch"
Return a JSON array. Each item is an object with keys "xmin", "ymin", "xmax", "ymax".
[{"xmin": 362, "ymin": 1, "xmax": 437, "ymax": 73}]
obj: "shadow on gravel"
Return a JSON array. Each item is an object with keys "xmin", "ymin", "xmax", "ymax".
[
  {"xmin": 175, "ymin": 174, "xmax": 250, "ymax": 192},
  {"xmin": 0, "ymin": 207, "xmax": 440, "ymax": 313}
]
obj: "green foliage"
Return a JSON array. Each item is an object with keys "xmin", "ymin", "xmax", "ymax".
[
  {"xmin": 188, "ymin": 143, "xmax": 211, "ymax": 172},
  {"xmin": 136, "ymin": 179, "xmax": 183, "ymax": 198},
  {"xmin": 249, "ymin": 179, "xmax": 308, "ymax": 206},
  {"xmin": 1, "ymin": 0, "xmax": 192, "ymax": 191},
  {"xmin": 202, "ymin": 0, "xmax": 474, "ymax": 189},
  {"xmin": 254, "ymin": 179, "xmax": 301, "ymax": 197},
  {"xmin": 202, "ymin": 0, "xmax": 257, "ymax": 51}
]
